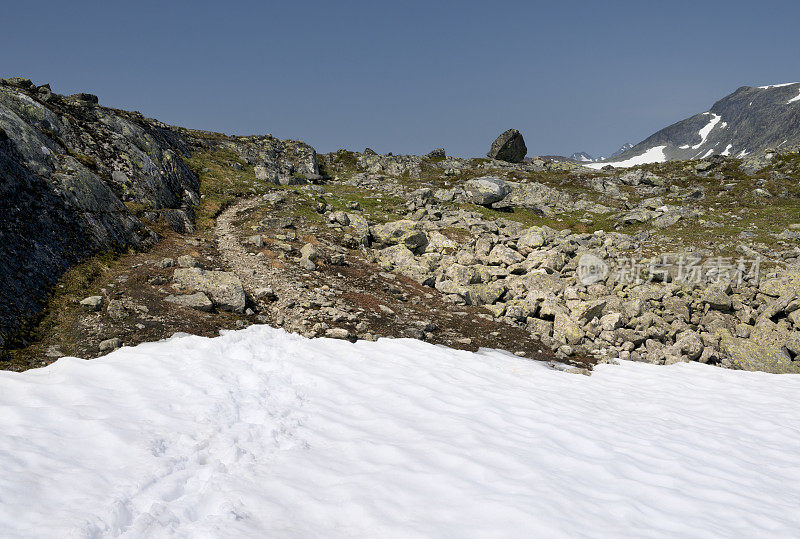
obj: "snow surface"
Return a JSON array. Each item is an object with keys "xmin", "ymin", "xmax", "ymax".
[
  {"xmin": 758, "ymin": 82, "xmax": 800, "ymax": 89},
  {"xmin": 691, "ymin": 113, "xmax": 722, "ymax": 149},
  {"xmin": 584, "ymin": 145, "xmax": 667, "ymax": 169},
  {"xmin": 721, "ymin": 143, "xmax": 733, "ymax": 156},
  {"xmin": 1, "ymin": 325, "xmax": 799, "ymax": 538},
  {"xmin": 788, "ymin": 89, "xmax": 800, "ymax": 104}
]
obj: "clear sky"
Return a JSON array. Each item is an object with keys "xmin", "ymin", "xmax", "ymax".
[{"xmin": 2, "ymin": 0, "xmax": 799, "ymax": 158}]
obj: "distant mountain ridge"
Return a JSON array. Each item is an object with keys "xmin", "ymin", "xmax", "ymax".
[{"xmin": 586, "ymin": 83, "xmax": 800, "ymax": 168}]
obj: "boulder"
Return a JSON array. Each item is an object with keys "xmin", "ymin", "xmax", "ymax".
[
  {"xmin": 173, "ymin": 268, "xmax": 246, "ymax": 313},
  {"xmin": 702, "ymin": 284, "xmax": 732, "ymax": 311},
  {"xmin": 464, "ymin": 177, "xmax": 510, "ymax": 206},
  {"xmin": 372, "ymin": 220, "xmax": 428, "ymax": 252},
  {"xmin": 463, "ymin": 282, "xmax": 506, "ymax": 306},
  {"xmin": 517, "ymin": 228, "xmax": 546, "ymax": 254},
  {"xmin": 487, "ymin": 129, "xmax": 527, "ymax": 163},
  {"xmin": 164, "ymin": 292, "xmax": 214, "ymax": 312},
  {"xmin": 718, "ymin": 323, "xmax": 800, "ymax": 374},
  {"xmin": 572, "ymin": 299, "xmax": 606, "ymax": 322},
  {"xmin": 554, "ymin": 313, "xmax": 584, "ymax": 345},
  {"xmin": 488, "ymin": 244, "xmax": 524, "ymax": 266},
  {"xmin": 80, "ymin": 296, "xmax": 104, "ymax": 312}
]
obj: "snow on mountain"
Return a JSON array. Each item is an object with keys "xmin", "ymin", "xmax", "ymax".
[
  {"xmin": 570, "ymin": 151, "xmax": 595, "ymax": 162},
  {"xmin": 610, "ymin": 142, "xmax": 634, "ymax": 157},
  {"xmin": 584, "ymin": 145, "xmax": 668, "ymax": 169},
  {"xmin": 589, "ymin": 83, "xmax": 800, "ymax": 168},
  {"xmin": 1, "ymin": 325, "xmax": 799, "ymax": 537}
]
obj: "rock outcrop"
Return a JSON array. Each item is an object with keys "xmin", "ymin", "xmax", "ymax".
[{"xmin": 0, "ymin": 77, "xmax": 317, "ymax": 347}]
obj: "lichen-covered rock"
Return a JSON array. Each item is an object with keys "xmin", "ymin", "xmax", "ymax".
[
  {"xmin": 554, "ymin": 313, "xmax": 584, "ymax": 345},
  {"xmin": 463, "ymin": 177, "xmax": 510, "ymax": 206},
  {"xmin": 702, "ymin": 283, "xmax": 732, "ymax": 311},
  {"xmin": 718, "ymin": 323, "xmax": 800, "ymax": 374},
  {"xmin": 372, "ymin": 220, "xmax": 428, "ymax": 252},
  {"xmin": 488, "ymin": 244, "xmax": 524, "ymax": 266},
  {"xmin": 486, "ymin": 129, "xmax": 527, "ymax": 163}
]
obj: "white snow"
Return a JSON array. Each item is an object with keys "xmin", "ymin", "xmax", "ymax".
[
  {"xmin": 721, "ymin": 144, "xmax": 733, "ymax": 156},
  {"xmin": 758, "ymin": 82, "xmax": 800, "ymax": 89},
  {"xmin": 691, "ymin": 113, "xmax": 722, "ymax": 149},
  {"xmin": 700, "ymin": 149, "xmax": 715, "ymax": 159},
  {"xmin": 788, "ymin": 88, "xmax": 800, "ymax": 104},
  {"xmin": 1, "ymin": 325, "xmax": 799, "ymax": 538},
  {"xmin": 738, "ymin": 149, "xmax": 750, "ymax": 158},
  {"xmin": 584, "ymin": 145, "xmax": 667, "ymax": 169}
]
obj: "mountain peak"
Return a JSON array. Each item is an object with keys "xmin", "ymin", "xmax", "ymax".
[{"xmin": 585, "ymin": 83, "xmax": 800, "ymax": 168}]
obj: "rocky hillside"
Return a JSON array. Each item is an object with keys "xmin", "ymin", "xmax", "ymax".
[
  {"xmin": 0, "ymin": 77, "xmax": 318, "ymax": 348},
  {"xmin": 590, "ymin": 83, "xmax": 800, "ymax": 168},
  {"xmin": 3, "ymin": 79, "xmax": 800, "ymax": 376}
]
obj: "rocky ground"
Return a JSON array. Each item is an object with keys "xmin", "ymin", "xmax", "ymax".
[{"xmin": 3, "ymin": 76, "xmax": 800, "ymax": 374}]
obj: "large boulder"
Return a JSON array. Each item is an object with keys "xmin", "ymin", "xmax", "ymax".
[
  {"xmin": 718, "ymin": 321, "xmax": 800, "ymax": 374},
  {"xmin": 172, "ymin": 268, "xmax": 246, "ymax": 313},
  {"xmin": 464, "ymin": 176, "xmax": 510, "ymax": 206},
  {"xmin": 372, "ymin": 220, "xmax": 428, "ymax": 252},
  {"xmin": 486, "ymin": 129, "xmax": 527, "ymax": 163}
]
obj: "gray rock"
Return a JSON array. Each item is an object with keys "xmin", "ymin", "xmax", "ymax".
[
  {"xmin": 718, "ymin": 322, "xmax": 800, "ymax": 374},
  {"xmin": 554, "ymin": 313, "xmax": 584, "ymax": 345},
  {"xmin": 106, "ymin": 299, "xmax": 129, "ymax": 321},
  {"xmin": 99, "ymin": 337, "xmax": 122, "ymax": 352},
  {"xmin": 80, "ymin": 295, "xmax": 104, "ymax": 311},
  {"xmin": 464, "ymin": 176, "xmax": 510, "ymax": 206},
  {"xmin": 173, "ymin": 268, "xmax": 246, "ymax": 313},
  {"xmin": 488, "ymin": 244, "xmax": 524, "ymax": 266},
  {"xmin": 487, "ymin": 129, "xmax": 527, "ymax": 163},
  {"xmin": 372, "ymin": 220, "xmax": 428, "ymax": 252},
  {"xmin": 517, "ymin": 228, "xmax": 546, "ymax": 254},
  {"xmin": 177, "ymin": 255, "xmax": 200, "ymax": 268},
  {"xmin": 164, "ymin": 292, "xmax": 213, "ymax": 312},
  {"xmin": 572, "ymin": 299, "xmax": 606, "ymax": 322},
  {"xmin": 325, "ymin": 328, "xmax": 351, "ymax": 339},
  {"xmin": 247, "ymin": 235, "xmax": 265, "ymax": 247},
  {"xmin": 702, "ymin": 284, "xmax": 732, "ymax": 311}
]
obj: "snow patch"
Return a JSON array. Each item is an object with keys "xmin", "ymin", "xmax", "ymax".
[
  {"xmin": 700, "ymin": 149, "xmax": 715, "ymax": 159},
  {"xmin": 585, "ymin": 145, "xmax": 667, "ymax": 169},
  {"xmin": 758, "ymin": 82, "xmax": 800, "ymax": 89},
  {"xmin": 721, "ymin": 144, "xmax": 733, "ymax": 156},
  {"xmin": 692, "ymin": 113, "xmax": 722, "ymax": 149},
  {"xmin": 2, "ymin": 325, "xmax": 798, "ymax": 537},
  {"xmin": 788, "ymin": 88, "xmax": 800, "ymax": 104}
]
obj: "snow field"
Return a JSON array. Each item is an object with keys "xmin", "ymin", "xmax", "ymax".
[{"xmin": 1, "ymin": 325, "xmax": 799, "ymax": 538}]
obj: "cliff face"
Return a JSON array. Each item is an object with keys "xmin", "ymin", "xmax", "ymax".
[{"xmin": 0, "ymin": 77, "xmax": 318, "ymax": 348}]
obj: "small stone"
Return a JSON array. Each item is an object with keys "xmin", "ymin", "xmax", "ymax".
[
  {"xmin": 80, "ymin": 296, "xmax": 104, "ymax": 312},
  {"xmin": 325, "ymin": 328, "xmax": 351, "ymax": 339},
  {"xmin": 98, "ymin": 338, "xmax": 122, "ymax": 352}
]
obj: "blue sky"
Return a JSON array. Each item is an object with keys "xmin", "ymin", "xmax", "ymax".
[{"xmin": 2, "ymin": 0, "xmax": 798, "ymax": 158}]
